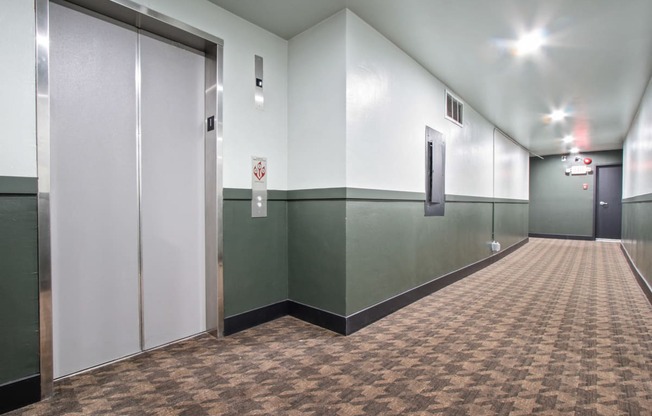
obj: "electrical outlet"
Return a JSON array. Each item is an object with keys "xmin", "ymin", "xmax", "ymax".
[{"xmin": 490, "ymin": 241, "xmax": 501, "ymax": 252}]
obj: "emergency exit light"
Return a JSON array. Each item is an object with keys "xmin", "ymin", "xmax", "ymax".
[{"xmin": 565, "ymin": 166, "xmax": 593, "ymax": 175}]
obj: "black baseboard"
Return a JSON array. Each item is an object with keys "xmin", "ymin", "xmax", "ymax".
[
  {"xmin": 224, "ymin": 300, "xmax": 347, "ymax": 336},
  {"xmin": 529, "ymin": 233, "xmax": 594, "ymax": 241},
  {"xmin": 288, "ymin": 301, "xmax": 346, "ymax": 335},
  {"xmin": 0, "ymin": 374, "xmax": 40, "ymax": 414},
  {"xmin": 226, "ymin": 239, "xmax": 529, "ymax": 337},
  {"xmin": 345, "ymin": 238, "xmax": 529, "ymax": 335},
  {"xmin": 620, "ymin": 244, "xmax": 652, "ymax": 305},
  {"xmin": 224, "ymin": 301, "xmax": 289, "ymax": 336}
]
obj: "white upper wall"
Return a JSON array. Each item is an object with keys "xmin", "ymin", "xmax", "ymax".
[
  {"xmin": 288, "ymin": 11, "xmax": 347, "ymax": 190},
  {"xmin": 623, "ymin": 75, "xmax": 652, "ymax": 199},
  {"xmin": 346, "ymin": 10, "xmax": 443, "ymax": 193},
  {"xmin": 0, "ymin": 0, "xmax": 36, "ymax": 177},
  {"xmin": 5, "ymin": 0, "xmax": 534, "ymax": 195},
  {"xmin": 345, "ymin": 11, "xmax": 528, "ymax": 198},
  {"xmin": 1, "ymin": 0, "xmax": 288, "ymax": 189},
  {"xmin": 123, "ymin": 0, "xmax": 289, "ymax": 190},
  {"xmin": 446, "ymin": 105, "xmax": 496, "ymax": 197},
  {"xmin": 494, "ymin": 130, "xmax": 529, "ymax": 200}
]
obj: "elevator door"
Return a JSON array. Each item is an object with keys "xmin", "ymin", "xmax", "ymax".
[
  {"xmin": 50, "ymin": 3, "xmax": 206, "ymax": 378},
  {"xmin": 50, "ymin": 2, "xmax": 140, "ymax": 378},
  {"xmin": 140, "ymin": 33, "xmax": 206, "ymax": 349}
]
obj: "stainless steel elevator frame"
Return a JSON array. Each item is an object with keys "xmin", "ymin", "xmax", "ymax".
[{"xmin": 35, "ymin": 0, "xmax": 224, "ymax": 398}]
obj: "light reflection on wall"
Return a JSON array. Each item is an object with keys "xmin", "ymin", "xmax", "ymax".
[{"xmin": 346, "ymin": 64, "xmax": 388, "ymax": 121}]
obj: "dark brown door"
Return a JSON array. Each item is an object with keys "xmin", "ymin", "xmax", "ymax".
[{"xmin": 595, "ymin": 165, "xmax": 622, "ymax": 239}]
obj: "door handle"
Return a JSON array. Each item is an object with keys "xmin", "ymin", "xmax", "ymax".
[{"xmin": 600, "ymin": 201, "xmax": 608, "ymax": 206}]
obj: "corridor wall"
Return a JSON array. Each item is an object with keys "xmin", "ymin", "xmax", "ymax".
[
  {"xmin": 529, "ymin": 150, "xmax": 622, "ymax": 239},
  {"xmin": 622, "ymin": 75, "xmax": 652, "ymax": 291},
  {"xmin": 288, "ymin": 11, "xmax": 529, "ymax": 330}
]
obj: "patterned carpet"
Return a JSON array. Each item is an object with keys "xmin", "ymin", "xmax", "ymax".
[{"xmin": 10, "ymin": 238, "xmax": 652, "ymax": 415}]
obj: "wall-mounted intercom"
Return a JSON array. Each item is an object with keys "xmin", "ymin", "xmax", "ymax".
[{"xmin": 425, "ymin": 126, "xmax": 445, "ymax": 216}]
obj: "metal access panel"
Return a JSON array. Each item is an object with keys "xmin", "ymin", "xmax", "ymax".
[
  {"xmin": 254, "ymin": 55, "xmax": 264, "ymax": 110},
  {"xmin": 425, "ymin": 126, "xmax": 445, "ymax": 216}
]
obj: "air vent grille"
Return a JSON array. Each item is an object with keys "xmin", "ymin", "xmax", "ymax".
[{"xmin": 446, "ymin": 91, "xmax": 463, "ymax": 126}]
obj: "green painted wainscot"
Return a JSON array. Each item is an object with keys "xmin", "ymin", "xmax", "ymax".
[
  {"xmin": 622, "ymin": 193, "xmax": 652, "ymax": 292},
  {"xmin": 529, "ymin": 150, "xmax": 622, "ymax": 239},
  {"xmin": 0, "ymin": 176, "xmax": 40, "ymax": 413},
  {"xmin": 201, "ymin": 187, "xmax": 528, "ymax": 336}
]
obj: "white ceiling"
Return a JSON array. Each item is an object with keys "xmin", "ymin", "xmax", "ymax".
[{"xmin": 209, "ymin": 0, "xmax": 652, "ymax": 156}]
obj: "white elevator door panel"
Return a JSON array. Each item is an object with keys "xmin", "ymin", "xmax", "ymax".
[
  {"xmin": 50, "ymin": 3, "xmax": 141, "ymax": 378},
  {"xmin": 140, "ymin": 33, "xmax": 206, "ymax": 349}
]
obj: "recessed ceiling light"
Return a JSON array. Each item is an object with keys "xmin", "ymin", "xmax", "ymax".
[
  {"xmin": 514, "ymin": 30, "xmax": 545, "ymax": 56},
  {"xmin": 570, "ymin": 147, "xmax": 580, "ymax": 154},
  {"xmin": 550, "ymin": 110, "xmax": 567, "ymax": 122},
  {"xmin": 562, "ymin": 134, "xmax": 574, "ymax": 143}
]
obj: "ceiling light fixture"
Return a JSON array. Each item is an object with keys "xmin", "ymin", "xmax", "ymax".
[
  {"xmin": 570, "ymin": 147, "xmax": 580, "ymax": 154},
  {"xmin": 562, "ymin": 134, "xmax": 574, "ymax": 143},
  {"xmin": 550, "ymin": 109, "xmax": 566, "ymax": 122},
  {"xmin": 514, "ymin": 30, "xmax": 545, "ymax": 56}
]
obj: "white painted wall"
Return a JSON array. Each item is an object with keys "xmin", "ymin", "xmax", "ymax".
[
  {"xmin": 5, "ymin": 1, "xmax": 534, "ymax": 195},
  {"xmin": 623, "ymin": 76, "xmax": 652, "ymax": 199},
  {"xmin": 494, "ymin": 130, "xmax": 530, "ymax": 200},
  {"xmin": 0, "ymin": 0, "xmax": 37, "ymax": 178},
  {"xmin": 443, "ymin": 105, "xmax": 495, "ymax": 197},
  {"xmin": 345, "ymin": 10, "xmax": 441, "ymax": 193},
  {"xmin": 131, "ymin": 0, "xmax": 289, "ymax": 190},
  {"xmin": 2, "ymin": 0, "xmax": 288, "ymax": 190},
  {"xmin": 345, "ymin": 11, "xmax": 527, "ymax": 198},
  {"xmin": 288, "ymin": 11, "xmax": 347, "ymax": 190}
]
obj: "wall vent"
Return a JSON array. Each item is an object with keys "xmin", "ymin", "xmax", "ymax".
[{"xmin": 446, "ymin": 91, "xmax": 463, "ymax": 126}]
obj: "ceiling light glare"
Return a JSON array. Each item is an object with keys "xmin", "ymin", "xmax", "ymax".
[
  {"xmin": 562, "ymin": 135, "xmax": 574, "ymax": 143},
  {"xmin": 550, "ymin": 110, "xmax": 566, "ymax": 122},
  {"xmin": 570, "ymin": 147, "xmax": 580, "ymax": 154},
  {"xmin": 514, "ymin": 30, "xmax": 545, "ymax": 56}
]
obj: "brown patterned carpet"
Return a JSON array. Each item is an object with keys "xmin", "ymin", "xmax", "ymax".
[{"xmin": 10, "ymin": 238, "xmax": 652, "ymax": 415}]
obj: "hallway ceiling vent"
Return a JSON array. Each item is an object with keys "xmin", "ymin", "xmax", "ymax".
[{"xmin": 446, "ymin": 91, "xmax": 463, "ymax": 127}]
